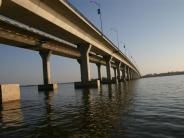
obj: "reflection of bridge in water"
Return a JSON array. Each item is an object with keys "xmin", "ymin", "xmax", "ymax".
[
  {"xmin": 0, "ymin": 0, "xmax": 140, "ymax": 92},
  {"xmin": 0, "ymin": 83, "xmax": 137, "ymax": 137}
]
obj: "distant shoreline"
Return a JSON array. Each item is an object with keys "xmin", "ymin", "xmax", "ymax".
[{"xmin": 142, "ymin": 71, "xmax": 184, "ymax": 78}]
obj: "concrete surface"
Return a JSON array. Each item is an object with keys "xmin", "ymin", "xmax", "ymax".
[{"xmin": 0, "ymin": 84, "xmax": 20, "ymax": 103}]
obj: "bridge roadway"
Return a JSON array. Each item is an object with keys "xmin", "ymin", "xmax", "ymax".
[{"xmin": 0, "ymin": 0, "xmax": 141, "ymax": 90}]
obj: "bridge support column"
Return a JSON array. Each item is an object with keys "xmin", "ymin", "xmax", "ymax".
[
  {"xmin": 122, "ymin": 65, "xmax": 127, "ymax": 82},
  {"xmin": 121, "ymin": 67, "xmax": 125, "ymax": 82},
  {"xmin": 104, "ymin": 55, "xmax": 112, "ymax": 83},
  {"xmin": 96, "ymin": 63, "xmax": 102, "ymax": 82},
  {"xmin": 38, "ymin": 50, "xmax": 58, "ymax": 91},
  {"xmin": 131, "ymin": 70, "xmax": 133, "ymax": 80},
  {"xmin": 116, "ymin": 62, "xmax": 121, "ymax": 82},
  {"xmin": 129, "ymin": 69, "xmax": 132, "ymax": 80},
  {"xmin": 75, "ymin": 44, "xmax": 100, "ymax": 88},
  {"xmin": 127, "ymin": 67, "xmax": 131, "ymax": 81},
  {"xmin": 113, "ymin": 67, "xmax": 118, "ymax": 83}
]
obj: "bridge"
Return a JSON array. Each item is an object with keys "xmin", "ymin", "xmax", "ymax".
[{"xmin": 0, "ymin": 0, "xmax": 141, "ymax": 96}]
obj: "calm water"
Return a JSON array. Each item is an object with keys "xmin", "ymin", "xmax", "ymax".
[{"xmin": 1, "ymin": 75, "xmax": 184, "ymax": 138}]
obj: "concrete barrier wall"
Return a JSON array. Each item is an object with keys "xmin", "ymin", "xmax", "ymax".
[{"xmin": 0, "ymin": 84, "xmax": 20, "ymax": 103}]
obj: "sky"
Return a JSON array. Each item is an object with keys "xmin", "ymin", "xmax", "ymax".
[{"xmin": 0, "ymin": 0, "xmax": 184, "ymax": 85}]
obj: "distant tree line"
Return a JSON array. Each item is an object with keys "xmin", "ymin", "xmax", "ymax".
[{"xmin": 143, "ymin": 71, "xmax": 184, "ymax": 78}]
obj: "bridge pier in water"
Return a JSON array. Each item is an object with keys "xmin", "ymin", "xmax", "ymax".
[
  {"xmin": 75, "ymin": 44, "xmax": 100, "ymax": 88},
  {"xmin": 121, "ymin": 65, "xmax": 126, "ymax": 82},
  {"xmin": 126, "ymin": 66, "xmax": 131, "ymax": 81},
  {"xmin": 116, "ymin": 62, "xmax": 121, "ymax": 82},
  {"xmin": 102, "ymin": 55, "xmax": 113, "ymax": 84},
  {"xmin": 38, "ymin": 50, "xmax": 58, "ymax": 91},
  {"xmin": 106, "ymin": 56, "xmax": 112, "ymax": 82},
  {"xmin": 0, "ymin": 0, "xmax": 142, "ymax": 103},
  {"xmin": 96, "ymin": 63, "xmax": 102, "ymax": 82},
  {"xmin": 113, "ymin": 67, "xmax": 118, "ymax": 83}
]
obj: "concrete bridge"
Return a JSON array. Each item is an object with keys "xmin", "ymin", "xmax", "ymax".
[{"xmin": 0, "ymin": 0, "xmax": 141, "ymax": 95}]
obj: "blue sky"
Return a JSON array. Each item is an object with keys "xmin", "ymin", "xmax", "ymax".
[{"xmin": 0, "ymin": 0, "xmax": 184, "ymax": 84}]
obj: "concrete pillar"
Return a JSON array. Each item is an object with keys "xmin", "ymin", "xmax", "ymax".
[
  {"xmin": 127, "ymin": 67, "xmax": 130, "ymax": 81},
  {"xmin": 129, "ymin": 70, "xmax": 132, "ymax": 80},
  {"xmin": 104, "ymin": 55, "xmax": 112, "ymax": 81},
  {"xmin": 75, "ymin": 44, "xmax": 100, "ymax": 88},
  {"xmin": 121, "ymin": 69, "xmax": 125, "ymax": 81},
  {"xmin": 77, "ymin": 44, "xmax": 91, "ymax": 82},
  {"xmin": 38, "ymin": 50, "xmax": 58, "ymax": 91},
  {"xmin": 113, "ymin": 67, "xmax": 117, "ymax": 79},
  {"xmin": 132, "ymin": 71, "xmax": 135, "ymax": 80},
  {"xmin": 113, "ymin": 67, "xmax": 118, "ymax": 83},
  {"xmin": 116, "ymin": 62, "xmax": 121, "ymax": 82},
  {"xmin": 96, "ymin": 63, "xmax": 102, "ymax": 81},
  {"xmin": 122, "ymin": 65, "xmax": 127, "ymax": 81},
  {"xmin": 39, "ymin": 50, "xmax": 52, "ymax": 85}
]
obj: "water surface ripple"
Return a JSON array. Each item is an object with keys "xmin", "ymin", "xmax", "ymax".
[{"xmin": 1, "ymin": 75, "xmax": 184, "ymax": 138}]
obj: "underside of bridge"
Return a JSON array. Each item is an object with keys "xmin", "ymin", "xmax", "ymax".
[{"xmin": 0, "ymin": 0, "xmax": 140, "ymax": 95}]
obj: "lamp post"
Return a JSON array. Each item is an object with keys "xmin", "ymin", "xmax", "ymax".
[
  {"xmin": 120, "ymin": 41, "xmax": 126, "ymax": 55},
  {"xmin": 90, "ymin": 0, "xmax": 103, "ymax": 35},
  {"xmin": 110, "ymin": 28, "xmax": 120, "ymax": 50}
]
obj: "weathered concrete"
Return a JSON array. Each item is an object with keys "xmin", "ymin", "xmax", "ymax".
[
  {"xmin": 104, "ymin": 55, "xmax": 112, "ymax": 82},
  {"xmin": 0, "ymin": 84, "xmax": 20, "ymax": 103},
  {"xmin": 38, "ymin": 84, "xmax": 58, "ymax": 91},
  {"xmin": 113, "ymin": 67, "xmax": 117, "ymax": 79},
  {"xmin": 127, "ymin": 67, "xmax": 131, "ymax": 81},
  {"xmin": 121, "ymin": 65, "xmax": 126, "ymax": 82},
  {"xmin": 96, "ymin": 63, "xmax": 102, "ymax": 81},
  {"xmin": 113, "ymin": 67, "xmax": 118, "ymax": 83},
  {"xmin": 130, "ymin": 70, "xmax": 133, "ymax": 80},
  {"xmin": 116, "ymin": 62, "xmax": 121, "ymax": 82},
  {"xmin": 75, "ymin": 44, "xmax": 101, "ymax": 88},
  {"xmin": 38, "ymin": 50, "xmax": 58, "ymax": 91},
  {"xmin": 78, "ymin": 44, "xmax": 91, "ymax": 82},
  {"xmin": 74, "ymin": 80, "xmax": 100, "ymax": 89},
  {"xmin": 39, "ymin": 50, "xmax": 52, "ymax": 85}
]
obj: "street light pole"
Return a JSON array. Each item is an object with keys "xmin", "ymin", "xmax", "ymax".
[
  {"xmin": 111, "ymin": 28, "xmax": 120, "ymax": 50},
  {"xmin": 90, "ymin": 0, "xmax": 103, "ymax": 35}
]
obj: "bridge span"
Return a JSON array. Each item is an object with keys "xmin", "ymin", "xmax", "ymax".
[{"xmin": 0, "ymin": 0, "xmax": 141, "ymax": 93}]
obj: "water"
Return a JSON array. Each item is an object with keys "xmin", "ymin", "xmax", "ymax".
[{"xmin": 1, "ymin": 75, "xmax": 184, "ymax": 138}]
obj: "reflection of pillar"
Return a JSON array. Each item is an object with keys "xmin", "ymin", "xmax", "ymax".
[
  {"xmin": 96, "ymin": 63, "xmax": 102, "ymax": 81},
  {"xmin": 116, "ymin": 62, "xmax": 121, "ymax": 81},
  {"xmin": 108, "ymin": 84, "xmax": 112, "ymax": 100},
  {"xmin": 1, "ymin": 101, "xmax": 23, "ymax": 127},
  {"xmin": 78, "ymin": 44, "xmax": 91, "ymax": 82},
  {"xmin": 104, "ymin": 55, "xmax": 112, "ymax": 81},
  {"xmin": 39, "ymin": 50, "xmax": 52, "ymax": 85}
]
